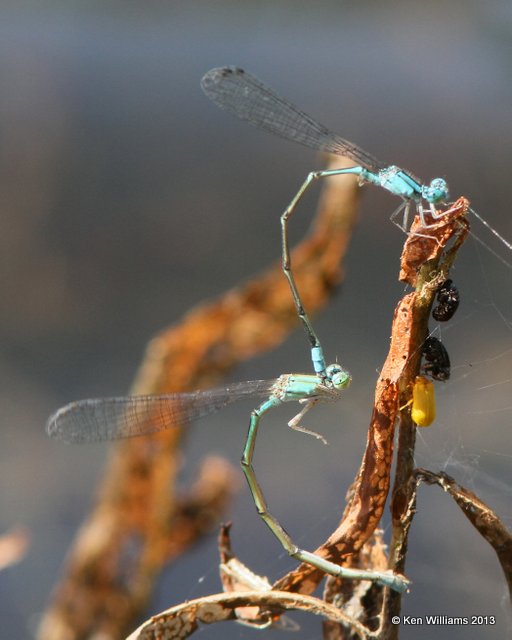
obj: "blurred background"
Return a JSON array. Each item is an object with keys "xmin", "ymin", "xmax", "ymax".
[{"xmin": 1, "ymin": 1, "xmax": 512, "ymax": 638}]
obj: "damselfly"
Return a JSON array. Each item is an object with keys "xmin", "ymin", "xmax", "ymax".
[{"xmin": 46, "ymin": 368, "xmax": 406, "ymax": 592}]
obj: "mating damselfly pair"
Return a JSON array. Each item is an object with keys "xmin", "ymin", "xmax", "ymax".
[{"xmin": 47, "ymin": 67, "xmax": 511, "ymax": 595}]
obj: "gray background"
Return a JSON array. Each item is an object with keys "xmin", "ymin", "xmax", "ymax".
[{"xmin": 1, "ymin": 1, "xmax": 512, "ymax": 638}]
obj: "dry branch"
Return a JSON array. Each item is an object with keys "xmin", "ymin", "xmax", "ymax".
[
  {"xmin": 125, "ymin": 591, "xmax": 370, "ymax": 640},
  {"xmin": 128, "ymin": 198, "xmax": 473, "ymax": 640},
  {"xmin": 415, "ymin": 468, "xmax": 512, "ymax": 601},
  {"xmin": 272, "ymin": 199, "xmax": 470, "ymax": 602}
]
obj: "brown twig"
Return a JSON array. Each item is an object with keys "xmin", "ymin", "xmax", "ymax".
[
  {"xmin": 38, "ymin": 157, "xmax": 359, "ymax": 640},
  {"xmin": 126, "ymin": 198, "xmax": 473, "ymax": 640},
  {"xmin": 415, "ymin": 468, "xmax": 512, "ymax": 601},
  {"xmin": 381, "ymin": 201, "xmax": 470, "ymax": 640},
  {"xmin": 125, "ymin": 591, "xmax": 370, "ymax": 640},
  {"xmin": 272, "ymin": 199, "xmax": 470, "ymax": 604}
]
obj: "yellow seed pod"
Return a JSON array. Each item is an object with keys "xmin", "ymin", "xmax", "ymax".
[{"xmin": 411, "ymin": 375, "xmax": 436, "ymax": 427}]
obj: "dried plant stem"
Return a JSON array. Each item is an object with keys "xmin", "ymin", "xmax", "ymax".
[
  {"xmin": 126, "ymin": 591, "xmax": 370, "ymax": 640},
  {"xmin": 416, "ymin": 469, "xmax": 512, "ymax": 601},
  {"xmin": 273, "ymin": 200, "xmax": 470, "ymax": 605},
  {"xmin": 128, "ymin": 199, "xmax": 473, "ymax": 640}
]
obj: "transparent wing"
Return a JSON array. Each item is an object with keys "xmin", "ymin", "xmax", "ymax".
[
  {"xmin": 201, "ymin": 67, "xmax": 386, "ymax": 172},
  {"xmin": 47, "ymin": 379, "xmax": 277, "ymax": 444}
]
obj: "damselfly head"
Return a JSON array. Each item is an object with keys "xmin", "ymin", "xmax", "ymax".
[
  {"xmin": 424, "ymin": 178, "xmax": 449, "ymax": 204},
  {"xmin": 326, "ymin": 364, "xmax": 352, "ymax": 390}
]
